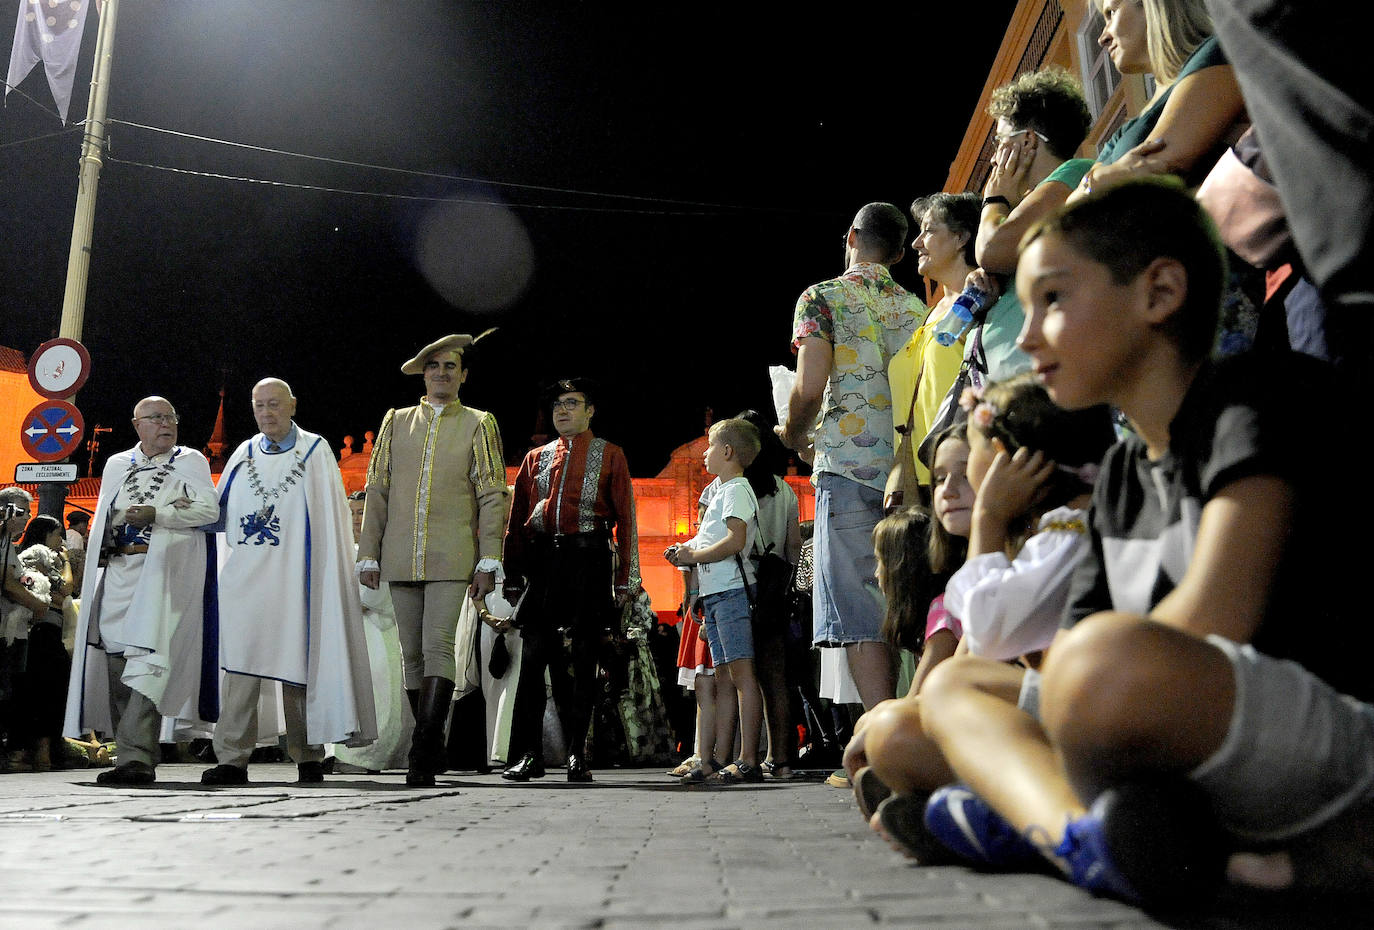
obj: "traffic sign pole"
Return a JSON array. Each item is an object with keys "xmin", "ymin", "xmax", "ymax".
[{"xmin": 25, "ymin": 342, "xmax": 92, "ymax": 521}]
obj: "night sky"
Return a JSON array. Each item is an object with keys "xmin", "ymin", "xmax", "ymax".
[{"xmin": 3, "ymin": 1, "xmax": 1018, "ymax": 476}]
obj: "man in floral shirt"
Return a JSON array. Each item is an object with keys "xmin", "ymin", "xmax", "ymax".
[{"xmin": 779, "ymin": 203, "xmax": 924, "ymax": 711}]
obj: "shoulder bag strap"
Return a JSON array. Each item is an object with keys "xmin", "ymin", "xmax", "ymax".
[{"xmin": 895, "ymin": 357, "xmax": 925, "ymax": 438}]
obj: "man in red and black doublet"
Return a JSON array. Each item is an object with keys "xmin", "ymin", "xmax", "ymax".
[{"xmin": 501, "ymin": 378, "xmax": 640, "ymax": 783}]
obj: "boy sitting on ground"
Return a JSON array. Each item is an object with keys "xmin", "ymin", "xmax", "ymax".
[{"xmin": 918, "ymin": 179, "xmax": 1374, "ymax": 903}]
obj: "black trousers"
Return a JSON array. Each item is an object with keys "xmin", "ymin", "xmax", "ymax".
[
  {"xmin": 507, "ymin": 536, "xmax": 614, "ymax": 763},
  {"xmin": 14, "ymin": 623, "xmax": 70, "ymax": 749}
]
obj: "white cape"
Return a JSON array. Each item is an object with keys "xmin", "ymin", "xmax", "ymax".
[
  {"xmin": 64, "ymin": 446, "xmax": 221, "ymax": 737},
  {"xmin": 217, "ymin": 429, "xmax": 377, "ymax": 748}
]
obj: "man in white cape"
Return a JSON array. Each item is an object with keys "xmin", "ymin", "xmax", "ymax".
[
  {"xmin": 201, "ymin": 379, "xmax": 376, "ymax": 785},
  {"xmin": 65, "ymin": 396, "xmax": 221, "ymax": 786}
]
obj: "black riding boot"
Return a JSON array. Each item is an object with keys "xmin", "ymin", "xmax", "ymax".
[{"xmin": 406, "ymin": 676, "xmax": 454, "ymax": 787}]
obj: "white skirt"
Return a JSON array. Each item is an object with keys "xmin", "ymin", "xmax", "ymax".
[{"xmin": 818, "ymin": 646, "xmax": 863, "ymax": 705}]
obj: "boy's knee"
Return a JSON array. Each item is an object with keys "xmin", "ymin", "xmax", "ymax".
[
  {"xmin": 726, "ymin": 658, "xmax": 757, "ymax": 684},
  {"xmin": 1041, "ymin": 613, "xmax": 1177, "ymax": 751}
]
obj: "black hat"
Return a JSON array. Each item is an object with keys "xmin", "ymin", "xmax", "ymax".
[{"xmin": 542, "ymin": 377, "xmax": 599, "ymax": 411}]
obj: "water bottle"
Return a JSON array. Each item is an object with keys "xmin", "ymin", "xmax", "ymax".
[{"xmin": 933, "ymin": 285, "xmax": 987, "ymax": 347}]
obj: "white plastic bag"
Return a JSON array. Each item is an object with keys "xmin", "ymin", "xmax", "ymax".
[{"xmin": 769, "ymin": 365, "xmax": 795, "ymax": 426}]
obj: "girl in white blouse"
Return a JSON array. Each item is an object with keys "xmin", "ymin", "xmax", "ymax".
[{"xmin": 946, "ymin": 374, "xmax": 1116, "ymax": 663}]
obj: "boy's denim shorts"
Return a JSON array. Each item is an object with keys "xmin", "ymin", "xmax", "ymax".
[
  {"xmin": 701, "ymin": 586, "xmax": 755, "ymax": 665},
  {"xmin": 1190, "ymin": 636, "xmax": 1374, "ymax": 842}
]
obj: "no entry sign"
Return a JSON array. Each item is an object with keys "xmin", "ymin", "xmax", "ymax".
[
  {"xmin": 20, "ymin": 400, "xmax": 85, "ymax": 463},
  {"xmin": 27, "ymin": 338, "xmax": 91, "ymax": 398}
]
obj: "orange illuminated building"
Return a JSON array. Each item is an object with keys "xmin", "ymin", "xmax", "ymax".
[{"xmin": 1, "ymin": 346, "xmax": 49, "ymax": 487}]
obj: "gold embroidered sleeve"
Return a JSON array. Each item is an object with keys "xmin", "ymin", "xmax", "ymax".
[
  {"xmin": 469, "ymin": 411, "xmax": 506, "ymax": 494},
  {"xmin": 365, "ymin": 409, "xmax": 396, "ymax": 491},
  {"xmin": 358, "ymin": 408, "xmax": 396, "ymax": 563},
  {"xmin": 471, "ymin": 411, "xmax": 510, "ymax": 561}
]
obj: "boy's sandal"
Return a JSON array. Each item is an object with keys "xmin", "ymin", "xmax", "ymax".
[
  {"xmin": 707, "ymin": 759, "xmax": 764, "ymax": 785},
  {"xmin": 681, "ymin": 758, "xmax": 723, "ymax": 785},
  {"xmin": 762, "ymin": 761, "xmax": 794, "ymax": 781},
  {"xmin": 667, "ymin": 756, "xmax": 701, "ymax": 778},
  {"xmin": 854, "ymin": 766, "xmax": 892, "ymax": 821},
  {"xmin": 874, "ymin": 793, "xmax": 959, "ymax": 865}
]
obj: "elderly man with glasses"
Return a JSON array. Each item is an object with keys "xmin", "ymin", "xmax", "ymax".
[
  {"xmin": 500, "ymin": 378, "xmax": 639, "ymax": 784},
  {"xmin": 64, "ymin": 396, "xmax": 221, "ymax": 785}
]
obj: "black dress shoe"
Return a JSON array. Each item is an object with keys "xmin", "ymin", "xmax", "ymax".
[
  {"xmin": 200, "ymin": 764, "xmax": 249, "ymax": 786},
  {"xmin": 566, "ymin": 754, "xmax": 593, "ymax": 783},
  {"xmin": 297, "ymin": 761, "xmax": 325, "ymax": 784},
  {"xmin": 96, "ymin": 761, "xmax": 155, "ymax": 786},
  {"xmin": 501, "ymin": 753, "xmax": 546, "ymax": 781}
]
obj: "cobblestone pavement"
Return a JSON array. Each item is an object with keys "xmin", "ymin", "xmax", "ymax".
[{"xmin": 0, "ymin": 764, "xmax": 1366, "ymax": 929}]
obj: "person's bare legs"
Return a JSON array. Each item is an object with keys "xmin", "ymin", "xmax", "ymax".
[
  {"xmin": 845, "ymin": 660, "xmax": 1021, "ymax": 836},
  {"xmin": 712, "ymin": 663, "xmax": 739, "ymax": 769},
  {"xmin": 754, "ymin": 629, "xmax": 792, "ymax": 769},
  {"xmin": 858, "ymin": 696, "xmax": 959, "ymax": 796},
  {"xmin": 920, "ymin": 653, "xmax": 1077, "ymax": 848},
  {"xmin": 923, "ymin": 614, "xmax": 1235, "ymax": 852},
  {"xmin": 846, "ymin": 640, "xmax": 896, "ymax": 711},
  {"xmin": 725, "ymin": 658, "xmax": 763, "ymax": 767},
  {"xmin": 842, "ymin": 694, "xmax": 962, "ymax": 857},
  {"xmin": 694, "ymin": 672, "xmax": 717, "ymax": 763}
]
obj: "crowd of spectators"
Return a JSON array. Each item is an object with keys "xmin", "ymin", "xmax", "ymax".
[
  {"xmin": 1, "ymin": 0, "xmax": 1371, "ymax": 909},
  {"xmin": 677, "ymin": 0, "xmax": 1372, "ymax": 908}
]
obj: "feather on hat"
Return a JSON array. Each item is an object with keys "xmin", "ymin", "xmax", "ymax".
[{"xmin": 400, "ymin": 328, "xmax": 497, "ymax": 375}]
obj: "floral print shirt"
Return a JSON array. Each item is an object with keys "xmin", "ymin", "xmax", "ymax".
[{"xmin": 792, "ymin": 262, "xmax": 924, "ymax": 490}]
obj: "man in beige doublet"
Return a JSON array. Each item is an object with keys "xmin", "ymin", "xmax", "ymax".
[{"xmin": 357, "ymin": 333, "xmax": 507, "ymax": 786}]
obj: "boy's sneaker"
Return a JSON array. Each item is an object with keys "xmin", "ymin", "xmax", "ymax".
[
  {"xmin": 1054, "ymin": 807, "xmax": 1141, "ymax": 902},
  {"xmin": 922, "ymin": 785, "xmax": 1046, "ymax": 870},
  {"xmin": 1056, "ymin": 779, "xmax": 1226, "ymax": 906}
]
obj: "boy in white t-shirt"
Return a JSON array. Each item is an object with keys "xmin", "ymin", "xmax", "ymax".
[{"xmin": 666, "ymin": 418, "xmax": 762, "ymax": 784}]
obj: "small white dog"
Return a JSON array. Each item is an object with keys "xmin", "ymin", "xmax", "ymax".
[
  {"xmin": 18, "ymin": 544, "xmax": 59, "ymax": 604},
  {"xmin": 1, "ymin": 545, "xmax": 57, "ymax": 641}
]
